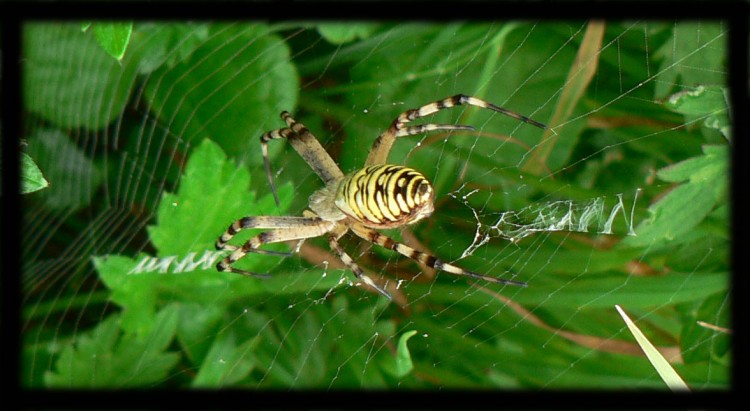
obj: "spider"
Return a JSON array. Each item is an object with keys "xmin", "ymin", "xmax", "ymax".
[{"xmin": 216, "ymin": 94, "xmax": 546, "ymax": 299}]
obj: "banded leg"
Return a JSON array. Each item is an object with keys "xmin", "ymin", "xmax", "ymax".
[
  {"xmin": 366, "ymin": 94, "xmax": 547, "ymax": 165},
  {"xmin": 349, "ymin": 223, "xmax": 527, "ymax": 287},
  {"xmin": 327, "ymin": 225, "xmax": 392, "ymax": 299},
  {"xmin": 216, "ymin": 216, "xmax": 335, "ymax": 277},
  {"xmin": 216, "ymin": 216, "xmax": 328, "ymax": 249},
  {"xmin": 261, "ymin": 111, "xmax": 345, "ymax": 206},
  {"xmin": 395, "ymin": 124, "xmax": 475, "ymax": 137}
]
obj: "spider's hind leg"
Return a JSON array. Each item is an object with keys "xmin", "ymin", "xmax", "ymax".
[{"xmin": 349, "ymin": 224, "xmax": 526, "ymax": 287}]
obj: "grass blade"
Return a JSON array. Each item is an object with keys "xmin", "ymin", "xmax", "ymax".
[{"xmin": 615, "ymin": 304, "xmax": 690, "ymax": 391}]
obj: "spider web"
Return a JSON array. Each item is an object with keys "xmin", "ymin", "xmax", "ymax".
[{"xmin": 19, "ymin": 19, "xmax": 732, "ymax": 391}]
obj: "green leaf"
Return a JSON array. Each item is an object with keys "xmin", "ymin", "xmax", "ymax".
[
  {"xmin": 624, "ymin": 145, "xmax": 727, "ymax": 248},
  {"xmin": 147, "ymin": 138, "xmax": 259, "ymax": 255},
  {"xmin": 193, "ymin": 331, "xmax": 259, "ymax": 387},
  {"xmin": 393, "ymin": 330, "xmax": 418, "ymax": 378},
  {"xmin": 92, "ymin": 22, "xmax": 133, "ymax": 61},
  {"xmin": 134, "ymin": 23, "xmax": 210, "ymax": 74},
  {"xmin": 657, "ymin": 145, "xmax": 727, "ymax": 184},
  {"xmin": 93, "ymin": 255, "xmax": 159, "ymax": 336},
  {"xmin": 44, "ymin": 306, "xmax": 180, "ymax": 387},
  {"xmin": 24, "ymin": 129, "xmax": 102, "ymax": 210},
  {"xmin": 144, "ymin": 23, "xmax": 299, "ymax": 158},
  {"xmin": 23, "ymin": 23, "xmax": 139, "ymax": 129},
  {"xmin": 21, "ymin": 152, "xmax": 49, "ymax": 194},
  {"xmin": 144, "ymin": 137, "xmax": 292, "ymax": 268},
  {"xmin": 317, "ymin": 23, "xmax": 379, "ymax": 44},
  {"xmin": 175, "ymin": 303, "xmax": 225, "ymax": 365},
  {"xmin": 666, "ymin": 85, "xmax": 731, "ymax": 139}
]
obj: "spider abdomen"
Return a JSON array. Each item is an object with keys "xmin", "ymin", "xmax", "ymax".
[{"xmin": 335, "ymin": 164, "xmax": 435, "ymax": 228}]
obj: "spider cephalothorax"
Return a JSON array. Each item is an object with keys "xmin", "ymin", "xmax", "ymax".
[{"xmin": 215, "ymin": 94, "xmax": 546, "ymax": 299}]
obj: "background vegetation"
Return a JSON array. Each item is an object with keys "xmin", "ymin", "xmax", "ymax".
[{"xmin": 21, "ymin": 21, "xmax": 730, "ymax": 389}]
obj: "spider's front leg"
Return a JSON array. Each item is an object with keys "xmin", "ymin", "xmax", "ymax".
[
  {"xmin": 215, "ymin": 216, "xmax": 335, "ymax": 277},
  {"xmin": 366, "ymin": 94, "xmax": 547, "ymax": 165},
  {"xmin": 260, "ymin": 111, "xmax": 344, "ymax": 207}
]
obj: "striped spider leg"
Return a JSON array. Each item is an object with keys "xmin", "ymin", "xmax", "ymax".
[
  {"xmin": 348, "ymin": 224, "xmax": 527, "ymax": 287},
  {"xmin": 215, "ymin": 216, "xmax": 335, "ymax": 277},
  {"xmin": 366, "ymin": 94, "xmax": 546, "ymax": 166},
  {"xmin": 215, "ymin": 212, "xmax": 392, "ymax": 297},
  {"xmin": 261, "ymin": 111, "xmax": 343, "ymax": 207}
]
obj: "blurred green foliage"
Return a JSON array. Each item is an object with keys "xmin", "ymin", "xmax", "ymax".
[{"xmin": 21, "ymin": 21, "xmax": 729, "ymax": 389}]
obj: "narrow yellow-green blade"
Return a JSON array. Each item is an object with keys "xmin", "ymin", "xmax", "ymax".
[{"xmin": 615, "ymin": 305, "xmax": 690, "ymax": 391}]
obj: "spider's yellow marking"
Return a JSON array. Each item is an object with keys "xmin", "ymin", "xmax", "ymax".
[{"xmin": 335, "ymin": 164, "xmax": 434, "ymax": 228}]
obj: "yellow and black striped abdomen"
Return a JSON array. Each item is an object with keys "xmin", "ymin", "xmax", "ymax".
[{"xmin": 335, "ymin": 165, "xmax": 435, "ymax": 228}]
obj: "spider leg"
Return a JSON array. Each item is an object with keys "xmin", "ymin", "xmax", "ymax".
[
  {"xmin": 328, "ymin": 238, "xmax": 392, "ymax": 300},
  {"xmin": 216, "ymin": 216, "xmax": 335, "ymax": 277},
  {"xmin": 349, "ymin": 223, "xmax": 527, "ymax": 287},
  {"xmin": 220, "ymin": 244, "xmax": 293, "ymax": 258},
  {"xmin": 366, "ymin": 94, "xmax": 546, "ymax": 165},
  {"xmin": 327, "ymin": 224, "xmax": 392, "ymax": 299},
  {"xmin": 395, "ymin": 124, "xmax": 475, "ymax": 138},
  {"xmin": 216, "ymin": 216, "xmax": 329, "ymax": 249},
  {"xmin": 261, "ymin": 111, "xmax": 344, "ymax": 207}
]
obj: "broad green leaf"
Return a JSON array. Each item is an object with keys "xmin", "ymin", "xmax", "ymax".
[
  {"xmin": 657, "ymin": 145, "xmax": 727, "ymax": 184},
  {"xmin": 134, "ymin": 23, "xmax": 210, "ymax": 74},
  {"xmin": 92, "ymin": 22, "xmax": 133, "ymax": 61},
  {"xmin": 144, "ymin": 23, "xmax": 298, "ymax": 158},
  {"xmin": 193, "ymin": 331, "xmax": 258, "ymax": 387},
  {"xmin": 175, "ymin": 303, "xmax": 225, "ymax": 365},
  {"xmin": 624, "ymin": 145, "xmax": 727, "ymax": 248},
  {"xmin": 318, "ymin": 23, "xmax": 379, "ymax": 44},
  {"xmin": 24, "ymin": 129, "xmax": 102, "ymax": 210},
  {"xmin": 93, "ymin": 255, "xmax": 159, "ymax": 336},
  {"xmin": 249, "ymin": 296, "xmax": 396, "ymax": 388},
  {"xmin": 666, "ymin": 85, "xmax": 731, "ymax": 139},
  {"xmin": 147, "ymin": 138, "xmax": 261, "ymax": 255},
  {"xmin": 23, "ymin": 23, "xmax": 138, "ymax": 129},
  {"xmin": 44, "ymin": 306, "xmax": 180, "ymax": 387},
  {"xmin": 21, "ymin": 152, "xmax": 49, "ymax": 194},
  {"xmin": 666, "ymin": 86, "xmax": 727, "ymax": 116}
]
